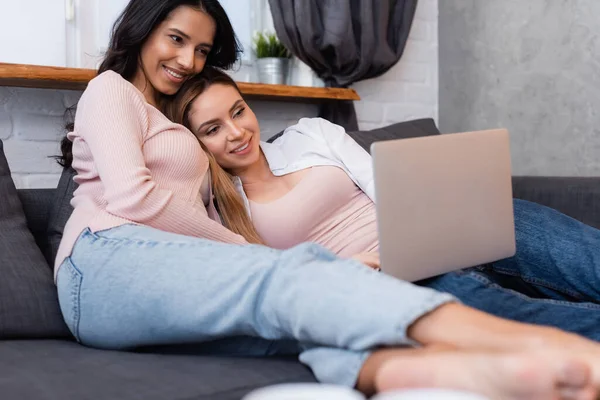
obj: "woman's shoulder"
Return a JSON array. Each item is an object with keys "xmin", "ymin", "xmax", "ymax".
[
  {"xmin": 83, "ymin": 70, "xmax": 145, "ymax": 103},
  {"xmin": 77, "ymin": 71, "xmax": 146, "ymax": 115},
  {"xmin": 288, "ymin": 118, "xmax": 344, "ymax": 134},
  {"xmin": 88, "ymin": 70, "xmax": 125, "ymax": 87},
  {"xmin": 279, "ymin": 118, "xmax": 346, "ymax": 143},
  {"xmin": 74, "ymin": 70, "xmax": 149, "ymax": 131}
]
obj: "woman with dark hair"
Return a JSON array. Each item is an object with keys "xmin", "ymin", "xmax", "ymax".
[
  {"xmin": 59, "ymin": 0, "xmax": 240, "ymax": 168},
  {"xmin": 55, "ymin": 1, "xmax": 598, "ymax": 399}
]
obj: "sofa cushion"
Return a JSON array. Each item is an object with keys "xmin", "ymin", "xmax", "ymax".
[
  {"xmin": 46, "ymin": 167, "xmax": 77, "ymax": 268},
  {"xmin": 267, "ymin": 118, "xmax": 440, "ymax": 149},
  {"xmin": 346, "ymin": 118, "xmax": 440, "ymax": 153},
  {"xmin": 17, "ymin": 189, "xmax": 56, "ymax": 265},
  {"xmin": 0, "ymin": 140, "xmax": 70, "ymax": 339},
  {"xmin": 0, "ymin": 340, "xmax": 316, "ymax": 400},
  {"xmin": 512, "ymin": 177, "xmax": 600, "ymax": 230}
]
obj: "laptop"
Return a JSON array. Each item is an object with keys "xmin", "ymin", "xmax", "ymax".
[{"xmin": 371, "ymin": 129, "xmax": 516, "ymax": 282}]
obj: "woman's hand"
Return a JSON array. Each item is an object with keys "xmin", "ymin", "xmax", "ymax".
[{"xmin": 351, "ymin": 252, "xmax": 381, "ymax": 271}]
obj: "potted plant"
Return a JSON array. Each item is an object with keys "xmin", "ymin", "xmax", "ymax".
[{"xmin": 253, "ymin": 32, "xmax": 292, "ymax": 85}]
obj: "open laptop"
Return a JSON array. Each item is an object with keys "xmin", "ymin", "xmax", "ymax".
[{"xmin": 371, "ymin": 129, "xmax": 516, "ymax": 282}]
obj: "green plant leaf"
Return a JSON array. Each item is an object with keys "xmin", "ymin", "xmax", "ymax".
[{"xmin": 252, "ymin": 31, "xmax": 291, "ymax": 59}]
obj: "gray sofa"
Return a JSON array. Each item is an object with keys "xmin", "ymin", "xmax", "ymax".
[{"xmin": 1, "ymin": 119, "xmax": 599, "ymax": 400}]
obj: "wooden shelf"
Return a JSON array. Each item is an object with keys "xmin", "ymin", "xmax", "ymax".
[{"xmin": 0, "ymin": 63, "xmax": 360, "ymax": 101}]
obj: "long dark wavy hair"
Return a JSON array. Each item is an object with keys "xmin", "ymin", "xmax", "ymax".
[{"xmin": 58, "ymin": 0, "xmax": 242, "ymax": 167}]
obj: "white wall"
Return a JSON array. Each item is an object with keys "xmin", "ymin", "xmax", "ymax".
[
  {"xmin": 439, "ymin": 0, "xmax": 600, "ymax": 176},
  {"xmin": 74, "ymin": 0, "xmax": 261, "ymax": 68},
  {"xmin": 353, "ymin": 0, "xmax": 438, "ymax": 130},
  {"xmin": 1, "ymin": 0, "xmax": 439, "ymax": 188},
  {"xmin": 75, "ymin": 0, "xmax": 130, "ymax": 68},
  {"xmin": 0, "ymin": 0, "xmax": 67, "ymax": 66}
]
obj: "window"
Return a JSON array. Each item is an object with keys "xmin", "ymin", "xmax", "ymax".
[
  {"xmin": 69, "ymin": 0, "xmax": 270, "ymax": 68},
  {"xmin": 221, "ymin": 0, "xmax": 262, "ymax": 63},
  {"xmin": 0, "ymin": 0, "xmax": 67, "ymax": 67},
  {"xmin": 67, "ymin": 0, "xmax": 130, "ymax": 68},
  {"xmin": 2, "ymin": 0, "xmax": 320, "ymax": 86}
]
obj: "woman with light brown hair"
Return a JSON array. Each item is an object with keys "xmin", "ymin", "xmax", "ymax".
[{"xmin": 165, "ymin": 66, "xmax": 600, "ymax": 398}]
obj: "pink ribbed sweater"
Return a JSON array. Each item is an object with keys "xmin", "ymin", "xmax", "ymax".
[{"xmin": 55, "ymin": 71, "xmax": 246, "ymax": 275}]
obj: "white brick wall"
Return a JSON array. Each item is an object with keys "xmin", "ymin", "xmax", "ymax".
[
  {"xmin": 1, "ymin": 0, "xmax": 438, "ymax": 188},
  {"xmin": 0, "ymin": 87, "xmax": 73, "ymax": 188},
  {"xmin": 354, "ymin": 0, "xmax": 438, "ymax": 131}
]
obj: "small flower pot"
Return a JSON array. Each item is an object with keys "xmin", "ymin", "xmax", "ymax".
[{"xmin": 256, "ymin": 57, "xmax": 291, "ymax": 85}]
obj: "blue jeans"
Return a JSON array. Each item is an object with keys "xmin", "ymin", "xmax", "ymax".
[
  {"xmin": 420, "ymin": 199, "xmax": 600, "ymax": 340},
  {"xmin": 56, "ymin": 199, "xmax": 600, "ymax": 386},
  {"xmin": 56, "ymin": 225, "xmax": 453, "ymax": 387}
]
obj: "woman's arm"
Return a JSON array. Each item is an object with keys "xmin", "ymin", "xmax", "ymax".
[{"xmin": 75, "ymin": 73, "xmax": 246, "ymax": 244}]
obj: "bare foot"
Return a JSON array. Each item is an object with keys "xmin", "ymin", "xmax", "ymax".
[
  {"xmin": 515, "ymin": 327, "xmax": 600, "ymax": 387},
  {"xmin": 375, "ymin": 351, "xmax": 597, "ymax": 400},
  {"xmin": 405, "ymin": 303, "xmax": 600, "ymax": 389}
]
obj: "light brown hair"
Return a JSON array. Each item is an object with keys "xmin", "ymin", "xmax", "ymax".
[{"xmin": 164, "ymin": 67, "xmax": 264, "ymax": 244}]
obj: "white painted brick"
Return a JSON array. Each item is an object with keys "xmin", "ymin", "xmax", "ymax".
[
  {"xmin": 247, "ymin": 101, "xmax": 318, "ymax": 121},
  {"xmin": 384, "ymin": 62, "xmax": 430, "ymax": 83},
  {"xmin": 11, "ymin": 174, "xmax": 25, "ymax": 189},
  {"xmin": 0, "ymin": 87, "xmax": 16, "ymax": 107},
  {"xmin": 0, "ymin": 110, "xmax": 13, "ymax": 140},
  {"xmin": 409, "ymin": 20, "xmax": 431, "ymax": 42},
  {"xmin": 248, "ymin": 100, "xmax": 318, "ymax": 140},
  {"xmin": 352, "ymin": 79, "xmax": 405, "ymax": 103},
  {"xmin": 12, "ymin": 112, "xmax": 64, "ymax": 141},
  {"xmin": 22, "ymin": 174, "xmax": 62, "ymax": 189},
  {"xmin": 353, "ymin": 1, "xmax": 438, "ymax": 129},
  {"xmin": 11, "ymin": 173, "xmax": 62, "ymax": 189},
  {"xmin": 289, "ymin": 103, "xmax": 319, "ymax": 118},
  {"xmin": 2, "ymin": 140, "xmax": 62, "ymax": 174},
  {"xmin": 354, "ymin": 101, "xmax": 385, "ymax": 124},
  {"xmin": 404, "ymin": 83, "xmax": 436, "ymax": 105},
  {"xmin": 5, "ymin": 88, "xmax": 67, "ymax": 116},
  {"xmin": 259, "ymin": 120, "xmax": 292, "ymax": 140},
  {"xmin": 62, "ymin": 90, "xmax": 83, "ymax": 108},
  {"xmin": 384, "ymin": 104, "xmax": 436, "ymax": 123},
  {"xmin": 415, "ymin": 0, "xmax": 438, "ymax": 22},
  {"xmin": 248, "ymin": 101, "xmax": 280, "ymax": 117},
  {"xmin": 402, "ymin": 40, "xmax": 437, "ymax": 64}
]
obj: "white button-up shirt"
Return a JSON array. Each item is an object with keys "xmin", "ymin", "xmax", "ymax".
[{"xmin": 233, "ymin": 118, "xmax": 376, "ymax": 217}]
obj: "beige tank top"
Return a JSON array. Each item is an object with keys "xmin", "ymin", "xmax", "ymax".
[{"xmin": 249, "ymin": 166, "xmax": 379, "ymax": 257}]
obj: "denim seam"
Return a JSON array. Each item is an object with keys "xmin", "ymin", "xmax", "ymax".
[
  {"xmin": 87, "ymin": 229, "xmax": 226, "ymax": 249},
  {"xmin": 489, "ymin": 265, "xmax": 584, "ymax": 299},
  {"xmin": 66, "ymin": 258, "xmax": 84, "ymax": 342},
  {"xmin": 467, "ymin": 272, "xmax": 600, "ymax": 310}
]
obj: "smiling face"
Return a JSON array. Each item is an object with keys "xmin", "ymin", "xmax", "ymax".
[
  {"xmin": 187, "ymin": 83, "xmax": 261, "ymax": 174},
  {"xmin": 133, "ymin": 5, "xmax": 216, "ymax": 105}
]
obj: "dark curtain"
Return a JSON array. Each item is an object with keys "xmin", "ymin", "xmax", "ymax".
[{"xmin": 268, "ymin": 0, "xmax": 419, "ymax": 131}]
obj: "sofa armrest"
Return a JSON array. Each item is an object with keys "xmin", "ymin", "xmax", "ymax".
[{"xmin": 512, "ymin": 177, "xmax": 600, "ymax": 229}]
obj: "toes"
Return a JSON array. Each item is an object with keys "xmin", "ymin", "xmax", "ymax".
[
  {"xmin": 559, "ymin": 387, "xmax": 581, "ymax": 400},
  {"xmin": 579, "ymin": 387, "xmax": 599, "ymax": 400},
  {"xmin": 558, "ymin": 386, "xmax": 598, "ymax": 400},
  {"xmin": 557, "ymin": 360, "xmax": 590, "ymax": 389}
]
